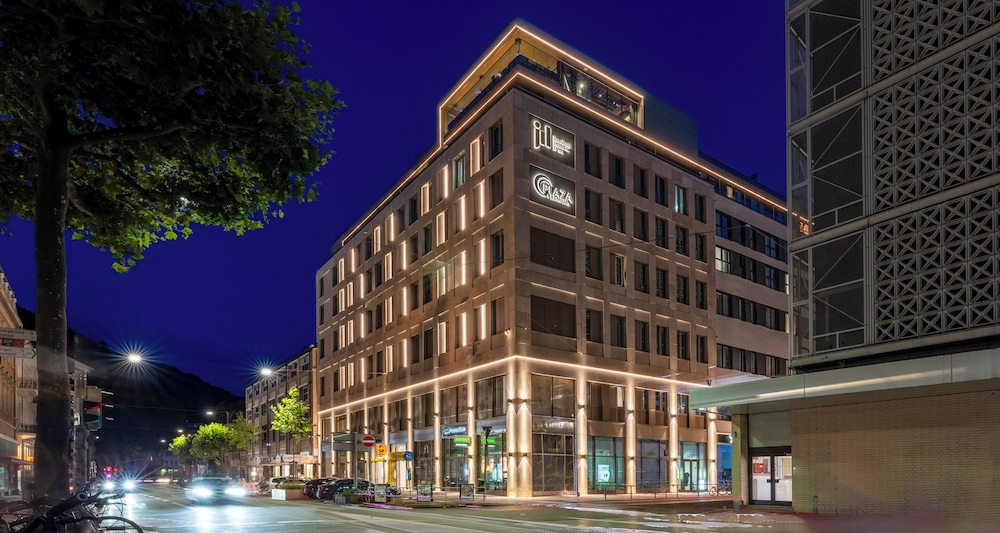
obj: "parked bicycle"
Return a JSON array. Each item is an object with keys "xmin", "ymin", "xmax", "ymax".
[
  {"xmin": 708, "ymin": 479, "xmax": 732, "ymax": 496},
  {"xmin": 1, "ymin": 490, "xmax": 143, "ymax": 533}
]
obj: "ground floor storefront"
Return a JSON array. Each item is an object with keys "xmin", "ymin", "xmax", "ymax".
[{"xmin": 317, "ymin": 357, "xmax": 730, "ymax": 497}]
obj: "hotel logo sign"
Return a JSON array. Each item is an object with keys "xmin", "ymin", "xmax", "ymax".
[
  {"xmin": 530, "ymin": 165, "xmax": 576, "ymax": 216},
  {"xmin": 530, "ymin": 115, "xmax": 575, "ymax": 168}
]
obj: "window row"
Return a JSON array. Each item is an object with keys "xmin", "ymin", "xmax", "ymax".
[
  {"xmin": 716, "ymin": 344, "xmax": 788, "ymax": 377},
  {"xmin": 716, "ymin": 291, "xmax": 787, "ymax": 332},
  {"xmin": 715, "ymin": 246, "xmax": 788, "ymax": 292},
  {"xmin": 583, "ymin": 191, "xmax": 707, "ymax": 260},
  {"xmin": 583, "ymin": 143, "xmax": 708, "ymax": 223},
  {"xmin": 715, "ymin": 211, "xmax": 787, "ymax": 261}
]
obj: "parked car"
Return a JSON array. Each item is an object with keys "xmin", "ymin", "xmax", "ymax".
[
  {"xmin": 316, "ymin": 478, "xmax": 371, "ymax": 500},
  {"xmin": 185, "ymin": 476, "xmax": 247, "ymax": 503},
  {"xmin": 303, "ymin": 477, "xmax": 338, "ymax": 499}
]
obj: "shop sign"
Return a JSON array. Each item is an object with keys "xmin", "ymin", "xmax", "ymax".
[
  {"xmin": 441, "ymin": 425, "xmax": 468, "ymax": 437},
  {"xmin": 530, "ymin": 115, "xmax": 575, "ymax": 168},
  {"xmin": 453, "ymin": 437, "xmax": 471, "ymax": 447},
  {"xmin": 529, "ymin": 165, "xmax": 575, "ymax": 216}
]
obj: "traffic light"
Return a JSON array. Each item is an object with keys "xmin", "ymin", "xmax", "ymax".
[{"xmin": 83, "ymin": 399, "xmax": 102, "ymax": 430}]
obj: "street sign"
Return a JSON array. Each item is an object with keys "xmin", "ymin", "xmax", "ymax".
[
  {"xmin": 0, "ymin": 345, "xmax": 35, "ymax": 359},
  {"xmin": 403, "ymin": 451, "xmax": 414, "ymax": 461},
  {"xmin": 375, "ymin": 443, "xmax": 387, "ymax": 456},
  {"xmin": 0, "ymin": 328, "xmax": 36, "ymax": 341},
  {"xmin": 361, "ymin": 434, "xmax": 376, "ymax": 448}
]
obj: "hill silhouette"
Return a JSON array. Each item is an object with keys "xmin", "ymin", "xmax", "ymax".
[{"xmin": 19, "ymin": 308, "xmax": 243, "ymax": 477}]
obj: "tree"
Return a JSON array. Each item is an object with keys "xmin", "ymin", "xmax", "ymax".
[
  {"xmin": 270, "ymin": 387, "xmax": 311, "ymax": 474},
  {"xmin": 0, "ymin": 1, "xmax": 342, "ymax": 495},
  {"xmin": 168, "ymin": 434, "xmax": 194, "ymax": 472},
  {"xmin": 230, "ymin": 414, "xmax": 261, "ymax": 479},
  {"xmin": 190, "ymin": 423, "xmax": 232, "ymax": 471}
]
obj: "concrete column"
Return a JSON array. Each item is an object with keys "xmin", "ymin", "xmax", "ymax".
[
  {"xmin": 668, "ymin": 388, "xmax": 679, "ymax": 493},
  {"xmin": 625, "ymin": 384, "xmax": 636, "ymax": 494}
]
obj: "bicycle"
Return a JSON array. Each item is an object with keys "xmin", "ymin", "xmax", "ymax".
[
  {"xmin": 3, "ymin": 491, "xmax": 144, "ymax": 533},
  {"xmin": 708, "ymin": 479, "xmax": 732, "ymax": 496}
]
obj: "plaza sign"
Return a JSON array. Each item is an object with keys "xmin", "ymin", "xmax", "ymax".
[
  {"xmin": 529, "ymin": 165, "xmax": 576, "ymax": 216},
  {"xmin": 530, "ymin": 115, "xmax": 575, "ymax": 168}
]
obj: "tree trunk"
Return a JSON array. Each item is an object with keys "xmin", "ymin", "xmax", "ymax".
[{"xmin": 33, "ymin": 139, "xmax": 72, "ymax": 498}]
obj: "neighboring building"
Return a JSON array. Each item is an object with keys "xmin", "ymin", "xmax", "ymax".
[
  {"xmin": 0, "ymin": 265, "xmax": 28, "ymax": 495},
  {"xmin": 314, "ymin": 22, "xmax": 788, "ymax": 497},
  {"xmin": 244, "ymin": 345, "xmax": 318, "ymax": 483},
  {"xmin": 693, "ymin": 0, "xmax": 1000, "ymax": 520}
]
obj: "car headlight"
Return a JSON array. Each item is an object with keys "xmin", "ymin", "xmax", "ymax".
[
  {"xmin": 224, "ymin": 487, "xmax": 247, "ymax": 497},
  {"xmin": 122, "ymin": 480, "xmax": 137, "ymax": 491},
  {"xmin": 103, "ymin": 480, "xmax": 116, "ymax": 490},
  {"xmin": 191, "ymin": 487, "xmax": 213, "ymax": 497}
]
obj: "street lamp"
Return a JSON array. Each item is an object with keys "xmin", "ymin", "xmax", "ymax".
[{"xmin": 126, "ymin": 352, "xmax": 142, "ymax": 364}]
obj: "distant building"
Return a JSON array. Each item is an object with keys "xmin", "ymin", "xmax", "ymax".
[
  {"xmin": 694, "ymin": 0, "xmax": 1000, "ymax": 519},
  {"xmin": 0, "ymin": 264, "xmax": 28, "ymax": 495},
  {"xmin": 314, "ymin": 22, "xmax": 788, "ymax": 496},
  {"xmin": 244, "ymin": 345, "xmax": 318, "ymax": 483}
]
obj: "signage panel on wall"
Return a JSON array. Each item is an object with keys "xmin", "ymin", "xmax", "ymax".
[
  {"xmin": 530, "ymin": 115, "xmax": 575, "ymax": 168},
  {"xmin": 529, "ymin": 165, "xmax": 576, "ymax": 216}
]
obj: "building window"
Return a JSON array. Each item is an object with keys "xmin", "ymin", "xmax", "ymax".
[
  {"xmin": 677, "ymin": 331, "xmax": 690, "ymax": 360},
  {"xmin": 452, "ymin": 154, "xmax": 466, "ymax": 189},
  {"xmin": 491, "ymin": 230, "xmax": 504, "ymax": 268},
  {"xmin": 584, "ymin": 189, "xmax": 602, "ymax": 224},
  {"xmin": 695, "ymin": 234, "xmax": 706, "ymax": 262},
  {"xmin": 634, "ymin": 209, "xmax": 648, "ymax": 241},
  {"xmin": 611, "ymin": 315, "xmax": 626, "ymax": 347},
  {"xmin": 696, "ymin": 335, "xmax": 708, "ymax": 363},
  {"xmin": 655, "ymin": 175, "xmax": 667, "ymax": 206},
  {"xmin": 491, "ymin": 297, "xmax": 506, "ymax": 335},
  {"xmin": 635, "ymin": 261, "xmax": 649, "ymax": 293},
  {"xmin": 530, "ymin": 227, "xmax": 576, "ymax": 272},
  {"xmin": 421, "ymin": 274, "xmax": 433, "ymax": 304},
  {"xmin": 610, "ymin": 155, "xmax": 624, "ymax": 187},
  {"xmin": 423, "ymin": 328, "xmax": 435, "ymax": 361},
  {"xmin": 674, "ymin": 185, "xmax": 687, "ymax": 215},
  {"xmin": 655, "ymin": 268, "xmax": 668, "ymax": 298},
  {"xmin": 694, "ymin": 194, "xmax": 707, "ymax": 222},
  {"xmin": 530, "ymin": 296, "xmax": 576, "ymax": 338},
  {"xmin": 612, "ymin": 254, "xmax": 626, "ymax": 286},
  {"xmin": 489, "ymin": 170, "xmax": 503, "ymax": 209},
  {"xmin": 488, "ymin": 121, "xmax": 503, "ymax": 160},
  {"xmin": 655, "ymin": 218, "xmax": 668, "ymax": 249},
  {"xmin": 675, "ymin": 226, "xmax": 688, "ymax": 255},
  {"xmin": 676, "ymin": 275, "xmax": 689, "ymax": 304},
  {"xmin": 584, "ymin": 143, "xmax": 601, "ymax": 178},
  {"xmin": 635, "ymin": 320, "xmax": 649, "ymax": 352},
  {"xmin": 423, "ymin": 225, "xmax": 432, "ymax": 255},
  {"xmin": 585, "ymin": 246, "xmax": 603, "ymax": 280},
  {"xmin": 656, "ymin": 326, "xmax": 669, "ymax": 355},
  {"xmin": 695, "ymin": 281, "xmax": 708, "ymax": 309},
  {"xmin": 409, "ymin": 282, "xmax": 418, "ymax": 310},
  {"xmin": 585, "ymin": 309, "xmax": 603, "ymax": 342},
  {"xmin": 633, "ymin": 166, "xmax": 648, "ymax": 197},
  {"xmin": 609, "ymin": 200, "xmax": 625, "ymax": 233}
]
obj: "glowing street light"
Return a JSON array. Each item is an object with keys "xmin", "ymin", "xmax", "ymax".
[{"xmin": 126, "ymin": 352, "xmax": 142, "ymax": 364}]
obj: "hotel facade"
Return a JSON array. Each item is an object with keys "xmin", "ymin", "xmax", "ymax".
[
  {"xmin": 694, "ymin": 0, "xmax": 1000, "ymax": 519},
  {"xmin": 315, "ymin": 22, "xmax": 788, "ymax": 497}
]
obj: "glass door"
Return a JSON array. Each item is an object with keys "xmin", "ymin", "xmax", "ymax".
[
  {"xmin": 750, "ymin": 452, "xmax": 792, "ymax": 504},
  {"xmin": 681, "ymin": 459, "xmax": 698, "ymax": 491}
]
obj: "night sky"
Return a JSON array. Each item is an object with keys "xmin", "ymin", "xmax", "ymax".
[{"xmin": 0, "ymin": 1, "xmax": 786, "ymax": 396}]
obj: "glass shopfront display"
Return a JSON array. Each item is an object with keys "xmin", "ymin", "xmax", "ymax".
[
  {"xmin": 480, "ymin": 431, "xmax": 506, "ymax": 491},
  {"xmin": 442, "ymin": 436, "xmax": 471, "ymax": 487},
  {"xmin": 636, "ymin": 439, "xmax": 667, "ymax": 490},
  {"xmin": 678, "ymin": 441, "xmax": 706, "ymax": 491},
  {"xmin": 587, "ymin": 436, "xmax": 624, "ymax": 490},
  {"xmin": 531, "ymin": 433, "xmax": 573, "ymax": 492},
  {"xmin": 413, "ymin": 440, "xmax": 435, "ymax": 486}
]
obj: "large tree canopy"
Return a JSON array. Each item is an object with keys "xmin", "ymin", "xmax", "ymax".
[{"xmin": 0, "ymin": 0, "xmax": 342, "ymax": 496}]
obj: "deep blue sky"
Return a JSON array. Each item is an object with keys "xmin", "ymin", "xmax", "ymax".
[{"xmin": 0, "ymin": 1, "xmax": 786, "ymax": 396}]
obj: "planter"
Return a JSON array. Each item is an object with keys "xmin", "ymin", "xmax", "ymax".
[{"xmin": 272, "ymin": 488, "xmax": 306, "ymax": 500}]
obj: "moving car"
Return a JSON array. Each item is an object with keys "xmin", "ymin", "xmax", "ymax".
[
  {"xmin": 316, "ymin": 478, "xmax": 370, "ymax": 500},
  {"xmin": 184, "ymin": 476, "xmax": 247, "ymax": 503},
  {"xmin": 303, "ymin": 477, "xmax": 338, "ymax": 499}
]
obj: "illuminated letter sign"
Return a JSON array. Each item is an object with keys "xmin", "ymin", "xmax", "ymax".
[
  {"xmin": 529, "ymin": 165, "xmax": 576, "ymax": 216},
  {"xmin": 530, "ymin": 115, "xmax": 575, "ymax": 168}
]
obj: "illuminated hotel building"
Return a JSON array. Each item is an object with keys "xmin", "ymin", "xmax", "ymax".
[
  {"xmin": 315, "ymin": 22, "xmax": 788, "ymax": 496},
  {"xmin": 694, "ymin": 0, "xmax": 1000, "ymax": 519}
]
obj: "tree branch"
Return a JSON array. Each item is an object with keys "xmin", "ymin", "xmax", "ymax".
[{"xmin": 67, "ymin": 118, "xmax": 202, "ymax": 150}]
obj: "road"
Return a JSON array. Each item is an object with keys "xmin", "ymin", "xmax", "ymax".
[{"xmin": 120, "ymin": 483, "xmax": 994, "ymax": 533}]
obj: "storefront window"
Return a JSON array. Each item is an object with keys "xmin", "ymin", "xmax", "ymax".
[
  {"xmin": 717, "ymin": 438, "xmax": 732, "ymax": 484},
  {"xmin": 414, "ymin": 440, "xmax": 435, "ymax": 485},
  {"xmin": 636, "ymin": 439, "xmax": 667, "ymax": 490},
  {"xmin": 679, "ymin": 441, "xmax": 707, "ymax": 491},
  {"xmin": 479, "ymin": 432, "xmax": 506, "ymax": 491},
  {"xmin": 587, "ymin": 436, "xmax": 624, "ymax": 490},
  {"xmin": 442, "ymin": 437, "xmax": 471, "ymax": 487},
  {"xmin": 532, "ymin": 433, "xmax": 573, "ymax": 492}
]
